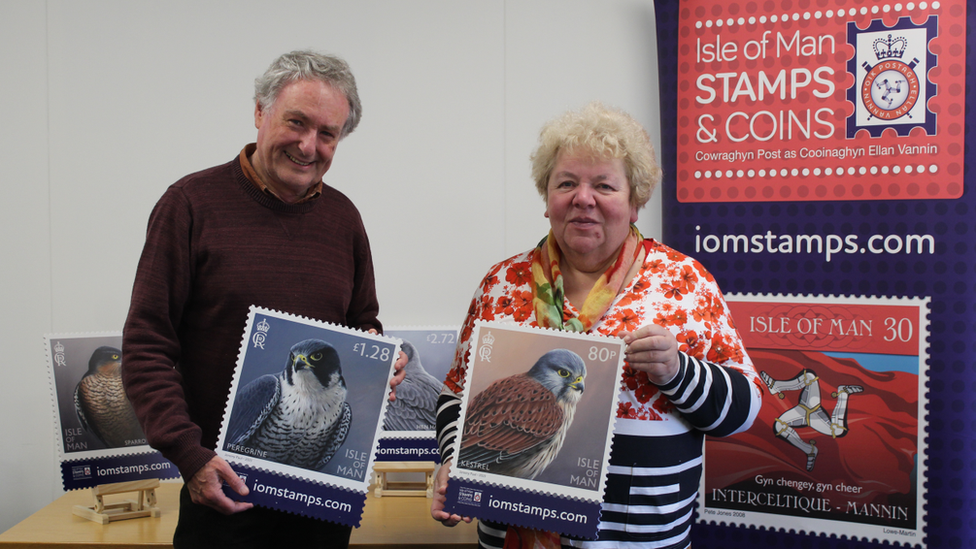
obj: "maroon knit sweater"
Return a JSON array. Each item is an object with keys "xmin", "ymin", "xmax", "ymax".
[{"xmin": 121, "ymin": 154, "xmax": 381, "ymax": 481}]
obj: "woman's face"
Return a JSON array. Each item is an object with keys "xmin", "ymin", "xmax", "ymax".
[{"xmin": 545, "ymin": 152, "xmax": 638, "ymax": 272}]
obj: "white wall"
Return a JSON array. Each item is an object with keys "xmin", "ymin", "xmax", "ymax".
[{"xmin": 0, "ymin": 0, "xmax": 661, "ymax": 533}]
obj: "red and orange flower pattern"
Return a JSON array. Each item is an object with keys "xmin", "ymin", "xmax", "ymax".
[{"xmin": 445, "ymin": 239, "xmax": 755, "ymax": 422}]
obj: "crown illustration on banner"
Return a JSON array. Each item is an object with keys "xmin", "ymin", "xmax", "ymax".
[
  {"xmin": 874, "ymin": 34, "xmax": 906, "ymax": 60},
  {"xmin": 255, "ymin": 318, "xmax": 271, "ymax": 333}
]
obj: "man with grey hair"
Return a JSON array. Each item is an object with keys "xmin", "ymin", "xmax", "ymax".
[{"xmin": 122, "ymin": 50, "xmax": 402, "ymax": 547}]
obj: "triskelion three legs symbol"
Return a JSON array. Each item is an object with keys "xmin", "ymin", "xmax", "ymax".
[{"xmin": 760, "ymin": 369, "xmax": 864, "ymax": 472}]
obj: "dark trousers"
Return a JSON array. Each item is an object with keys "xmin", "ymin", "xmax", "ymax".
[{"xmin": 173, "ymin": 485, "xmax": 352, "ymax": 548}]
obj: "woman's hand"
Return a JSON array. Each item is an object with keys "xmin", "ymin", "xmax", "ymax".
[
  {"xmin": 620, "ymin": 324, "xmax": 681, "ymax": 385},
  {"xmin": 430, "ymin": 459, "xmax": 472, "ymax": 526}
]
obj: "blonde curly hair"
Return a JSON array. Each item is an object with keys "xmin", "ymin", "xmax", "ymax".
[{"xmin": 530, "ymin": 102, "xmax": 662, "ymax": 208}]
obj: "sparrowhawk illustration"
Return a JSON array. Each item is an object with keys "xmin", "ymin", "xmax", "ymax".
[{"xmin": 74, "ymin": 346, "xmax": 145, "ymax": 448}]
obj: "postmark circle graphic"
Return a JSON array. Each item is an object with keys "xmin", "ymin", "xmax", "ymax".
[{"xmin": 861, "ymin": 60, "xmax": 920, "ymax": 120}]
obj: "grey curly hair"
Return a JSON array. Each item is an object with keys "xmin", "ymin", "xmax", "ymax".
[
  {"xmin": 530, "ymin": 102, "xmax": 662, "ymax": 208},
  {"xmin": 254, "ymin": 50, "xmax": 362, "ymax": 139}
]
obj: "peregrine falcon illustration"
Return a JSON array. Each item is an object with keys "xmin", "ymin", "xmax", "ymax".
[
  {"xmin": 73, "ymin": 346, "xmax": 146, "ymax": 448},
  {"xmin": 383, "ymin": 341, "xmax": 442, "ymax": 431},
  {"xmin": 226, "ymin": 339, "xmax": 352, "ymax": 471},
  {"xmin": 458, "ymin": 349, "xmax": 587, "ymax": 479}
]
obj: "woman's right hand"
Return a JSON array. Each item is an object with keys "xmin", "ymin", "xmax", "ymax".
[
  {"xmin": 430, "ymin": 459, "xmax": 472, "ymax": 526},
  {"xmin": 621, "ymin": 324, "xmax": 681, "ymax": 385}
]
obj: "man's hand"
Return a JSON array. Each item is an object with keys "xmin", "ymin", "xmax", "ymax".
[
  {"xmin": 430, "ymin": 459, "xmax": 471, "ymax": 526},
  {"xmin": 620, "ymin": 324, "xmax": 681, "ymax": 385},
  {"xmin": 389, "ymin": 350, "xmax": 408, "ymax": 402},
  {"xmin": 368, "ymin": 329, "xmax": 408, "ymax": 402},
  {"xmin": 186, "ymin": 456, "xmax": 253, "ymax": 515}
]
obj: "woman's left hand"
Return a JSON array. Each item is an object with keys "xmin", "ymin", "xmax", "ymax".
[{"xmin": 620, "ymin": 324, "xmax": 681, "ymax": 385}]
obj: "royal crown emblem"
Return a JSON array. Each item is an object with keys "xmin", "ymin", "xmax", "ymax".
[
  {"xmin": 252, "ymin": 318, "xmax": 270, "ymax": 349},
  {"xmin": 478, "ymin": 330, "xmax": 495, "ymax": 363},
  {"xmin": 256, "ymin": 318, "xmax": 271, "ymax": 333},
  {"xmin": 873, "ymin": 34, "xmax": 906, "ymax": 60},
  {"xmin": 53, "ymin": 340, "xmax": 67, "ymax": 367}
]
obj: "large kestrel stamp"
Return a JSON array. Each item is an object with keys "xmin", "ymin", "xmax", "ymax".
[
  {"xmin": 445, "ymin": 321, "xmax": 626, "ymax": 539},
  {"xmin": 376, "ymin": 327, "xmax": 458, "ymax": 463},
  {"xmin": 216, "ymin": 306, "xmax": 400, "ymax": 526},
  {"xmin": 701, "ymin": 294, "xmax": 929, "ymax": 547},
  {"xmin": 45, "ymin": 332, "xmax": 177, "ymax": 490}
]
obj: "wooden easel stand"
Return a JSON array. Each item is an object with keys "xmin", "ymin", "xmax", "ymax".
[
  {"xmin": 72, "ymin": 479, "xmax": 162, "ymax": 524},
  {"xmin": 372, "ymin": 461, "xmax": 436, "ymax": 498}
]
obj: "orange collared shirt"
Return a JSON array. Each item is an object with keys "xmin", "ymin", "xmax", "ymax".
[{"xmin": 239, "ymin": 143, "xmax": 323, "ymax": 204}]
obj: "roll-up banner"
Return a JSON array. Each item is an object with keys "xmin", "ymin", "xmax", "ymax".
[{"xmin": 653, "ymin": 1, "xmax": 971, "ymax": 547}]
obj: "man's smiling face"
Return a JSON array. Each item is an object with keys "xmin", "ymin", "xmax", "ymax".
[{"xmin": 251, "ymin": 78, "xmax": 350, "ymax": 203}]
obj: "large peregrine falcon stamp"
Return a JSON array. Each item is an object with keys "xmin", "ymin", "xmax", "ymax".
[
  {"xmin": 45, "ymin": 332, "xmax": 177, "ymax": 490},
  {"xmin": 444, "ymin": 321, "xmax": 625, "ymax": 539},
  {"xmin": 215, "ymin": 306, "xmax": 400, "ymax": 526}
]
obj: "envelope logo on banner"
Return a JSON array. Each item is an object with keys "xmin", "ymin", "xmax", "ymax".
[{"xmin": 847, "ymin": 16, "xmax": 938, "ymax": 137}]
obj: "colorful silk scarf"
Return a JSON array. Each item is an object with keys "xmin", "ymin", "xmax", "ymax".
[{"xmin": 531, "ymin": 224, "xmax": 644, "ymax": 333}]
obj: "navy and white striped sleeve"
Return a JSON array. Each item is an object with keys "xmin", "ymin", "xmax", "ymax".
[
  {"xmin": 655, "ymin": 352, "xmax": 761, "ymax": 437},
  {"xmin": 435, "ymin": 387, "xmax": 463, "ymax": 462}
]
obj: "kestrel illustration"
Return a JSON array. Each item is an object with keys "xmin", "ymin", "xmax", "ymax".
[
  {"xmin": 458, "ymin": 348, "xmax": 586, "ymax": 479},
  {"xmin": 74, "ymin": 346, "xmax": 146, "ymax": 448},
  {"xmin": 226, "ymin": 338, "xmax": 352, "ymax": 470},
  {"xmin": 383, "ymin": 341, "xmax": 442, "ymax": 431}
]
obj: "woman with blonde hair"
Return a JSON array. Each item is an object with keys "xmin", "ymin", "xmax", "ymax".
[{"xmin": 432, "ymin": 102, "xmax": 762, "ymax": 549}]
